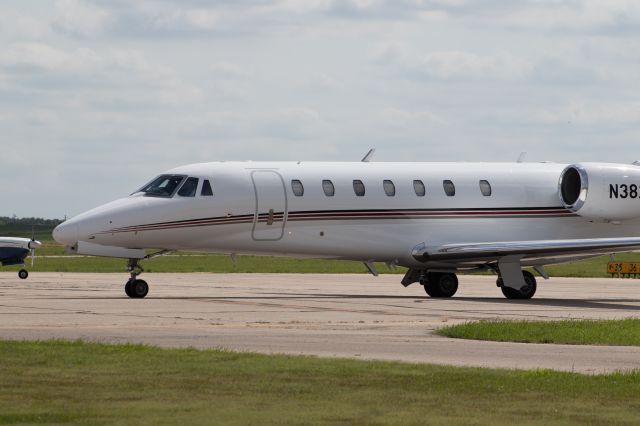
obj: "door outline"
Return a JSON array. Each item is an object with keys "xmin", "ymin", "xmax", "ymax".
[{"xmin": 251, "ymin": 170, "xmax": 288, "ymax": 241}]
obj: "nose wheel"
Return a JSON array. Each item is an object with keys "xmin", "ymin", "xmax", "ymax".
[
  {"xmin": 18, "ymin": 269, "xmax": 29, "ymax": 280},
  {"xmin": 125, "ymin": 278, "xmax": 149, "ymax": 299},
  {"xmin": 125, "ymin": 258, "xmax": 149, "ymax": 299}
]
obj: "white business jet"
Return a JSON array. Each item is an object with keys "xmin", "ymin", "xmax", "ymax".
[
  {"xmin": 52, "ymin": 159, "xmax": 640, "ymax": 299},
  {"xmin": 0, "ymin": 237, "xmax": 41, "ymax": 279}
]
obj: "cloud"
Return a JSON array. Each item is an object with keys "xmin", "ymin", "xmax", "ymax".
[
  {"xmin": 0, "ymin": 14, "xmax": 51, "ymax": 41},
  {"xmin": 529, "ymin": 56, "xmax": 603, "ymax": 85},
  {"xmin": 380, "ymin": 107, "xmax": 449, "ymax": 127},
  {"xmin": 3, "ymin": 0, "xmax": 640, "ymax": 217},
  {"xmin": 209, "ymin": 61, "xmax": 250, "ymax": 80},
  {"xmin": 500, "ymin": 0, "xmax": 640, "ymax": 32},
  {"xmin": 0, "ymin": 42, "xmax": 204, "ymax": 109},
  {"xmin": 414, "ymin": 51, "xmax": 530, "ymax": 81},
  {"xmin": 45, "ymin": 0, "xmax": 460, "ymax": 40},
  {"xmin": 51, "ymin": 1, "xmax": 261, "ymax": 38},
  {"xmin": 304, "ymin": 72, "xmax": 340, "ymax": 90},
  {"xmin": 0, "ymin": 43, "xmax": 101, "ymax": 74},
  {"xmin": 532, "ymin": 102, "xmax": 640, "ymax": 126},
  {"xmin": 53, "ymin": 0, "xmax": 111, "ymax": 37},
  {"xmin": 370, "ymin": 41, "xmax": 609, "ymax": 86},
  {"xmin": 369, "ymin": 42, "xmax": 410, "ymax": 65},
  {"xmin": 44, "ymin": 0, "xmax": 640, "ymax": 41},
  {"xmin": 178, "ymin": 107, "xmax": 329, "ymax": 142}
]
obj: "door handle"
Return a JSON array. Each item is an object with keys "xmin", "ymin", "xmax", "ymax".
[{"xmin": 267, "ymin": 209, "xmax": 274, "ymax": 225}]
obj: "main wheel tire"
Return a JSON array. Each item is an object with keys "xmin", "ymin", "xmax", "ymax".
[
  {"xmin": 18, "ymin": 269, "xmax": 28, "ymax": 280},
  {"xmin": 124, "ymin": 279, "xmax": 133, "ymax": 298},
  {"xmin": 423, "ymin": 272, "xmax": 458, "ymax": 298},
  {"xmin": 500, "ymin": 270, "xmax": 537, "ymax": 299},
  {"xmin": 423, "ymin": 272, "xmax": 441, "ymax": 297},
  {"xmin": 129, "ymin": 279, "xmax": 149, "ymax": 299},
  {"xmin": 436, "ymin": 273, "xmax": 458, "ymax": 298}
]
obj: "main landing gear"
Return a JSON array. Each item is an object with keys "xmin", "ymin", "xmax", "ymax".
[
  {"xmin": 420, "ymin": 272, "xmax": 459, "ymax": 298},
  {"xmin": 403, "ymin": 267, "xmax": 538, "ymax": 300},
  {"xmin": 124, "ymin": 258, "xmax": 149, "ymax": 299},
  {"xmin": 18, "ymin": 269, "xmax": 28, "ymax": 280},
  {"xmin": 496, "ymin": 270, "xmax": 537, "ymax": 299}
]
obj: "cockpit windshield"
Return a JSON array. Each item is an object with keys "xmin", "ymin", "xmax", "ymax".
[
  {"xmin": 137, "ymin": 175, "xmax": 186, "ymax": 197},
  {"xmin": 177, "ymin": 177, "xmax": 199, "ymax": 197}
]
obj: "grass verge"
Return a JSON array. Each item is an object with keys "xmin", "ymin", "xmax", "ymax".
[
  {"xmin": 7, "ymin": 239, "xmax": 640, "ymax": 277},
  {"xmin": 437, "ymin": 319, "xmax": 640, "ymax": 346},
  {"xmin": 1, "ymin": 340, "xmax": 640, "ymax": 425}
]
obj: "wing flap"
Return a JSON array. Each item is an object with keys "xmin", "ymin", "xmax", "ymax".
[{"xmin": 413, "ymin": 237, "xmax": 640, "ymax": 263}]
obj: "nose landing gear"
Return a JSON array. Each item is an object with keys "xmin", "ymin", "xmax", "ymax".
[
  {"xmin": 125, "ymin": 278, "xmax": 149, "ymax": 298},
  {"xmin": 122, "ymin": 250, "xmax": 170, "ymax": 299},
  {"xmin": 124, "ymin": 258, "xmax": 149, "ymax": 299}
]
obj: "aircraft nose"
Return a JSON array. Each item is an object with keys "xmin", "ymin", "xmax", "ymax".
[{"xmin": 53, "ymin": 221, "xmax": 79, "ymax": 246}]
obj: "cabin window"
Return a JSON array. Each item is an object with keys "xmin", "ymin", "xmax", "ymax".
[
  {"xmin": 479, "ymin": 180, "xmax": 492, "ymax": 197},
  {"xmin": 201, "ymin": 180, "xmax": 213, "ymax": 196},
  {"xmin": 178, "ymin": 177, "xmax": 199, "ymax": 197},
  {"xmin": 443, "ymin": 180, "xmax": 456, "ymax": 197},
  {"xmin": 413, "ymin": 180, "xmax": 426, "ymax": 197},
  {"xmin": 383, "ymin": 180, "xmax": 396, "ymax": 196},
  {"xmin": 291, "ymin": 180, "xmax": 304, "ymax": 197},
  {"xmin": 353, "ymin": 180, "xmax": 365, "ymax": 197},
  {"xmin": 322, "ymin": 180, "xmax": 335, "ymax": 197}
]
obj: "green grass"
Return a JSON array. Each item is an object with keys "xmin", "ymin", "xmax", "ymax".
[
  {"xmin": 437, "ymin": 319, "xmax": 640, "ymax": 346},
  {"xmin": 13, "ymin": 252, "xmax": 391, "ymax": 273},
  {"xmin": 15, "ymin": 249, "xmax": 640, "ymax": 276},
  {"xmin": 545, "ymin": 253, "xmax": 637, "ymax": 278},
  {"xmin": 2, "ymin": 220, "xmax": 640, "ymax": 277},
  {"xmin": 5, "ymin": 237, "xmax": 640, "ymax": 276},
  {"xmin": 1, "ymin": 340, "xmax": 640, "ymax": 425}
]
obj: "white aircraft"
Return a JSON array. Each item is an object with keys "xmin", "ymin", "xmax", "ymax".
[
  {"xmin": 0, "ymin": 237, "xmax": 41, "ymax": 279},
  {"xmin": 52, "ymin": 159, "xmax": 640, "ymax": 299}
]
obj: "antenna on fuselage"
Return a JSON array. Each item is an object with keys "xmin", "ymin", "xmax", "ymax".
[
  {"xmin": 361, "ymin": 148, "xmax": 376, "ymax": 162},
  {"xmin": 516, "ymin": 152, "xmax": 527, "ymax": 163}
]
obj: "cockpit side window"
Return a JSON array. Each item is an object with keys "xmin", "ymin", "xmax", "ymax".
[
  {"xmin": 201, "ymin": 180, "xmax": 213, "ymax": 196},
  {"xmin": 178, "ymin": 177, "xmax": 199, "ymax": 197},
  {"xmin": 138, "ymin": 175, "xmax": 186, "ymax": 198}
]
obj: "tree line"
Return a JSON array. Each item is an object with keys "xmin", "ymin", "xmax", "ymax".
[{"xmin": 0, "ymin": 216, "xmax": 64, "ymax": 227}]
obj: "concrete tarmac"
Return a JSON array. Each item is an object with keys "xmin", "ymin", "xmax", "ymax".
[{"xmin": 1, "ymin": 272, "xmax": 640, "ymax": 374}]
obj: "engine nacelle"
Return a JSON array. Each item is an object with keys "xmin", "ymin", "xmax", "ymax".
[{"xmin": 559, "ymin": 163, "xmax": 640, "ymax": 221}]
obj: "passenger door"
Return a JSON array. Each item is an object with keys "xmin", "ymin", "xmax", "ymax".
[{"xmin": 251, "ymin": 170, "xmax": 287, "ymax": 241}]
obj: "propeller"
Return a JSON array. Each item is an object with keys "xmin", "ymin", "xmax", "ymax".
[{"xmin": 28, "ymin": 226, "xmax": 41, "ymax": 268}]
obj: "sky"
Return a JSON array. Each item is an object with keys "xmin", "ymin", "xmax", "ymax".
[{"xmin": 2, "ymin": 0, "xmax": 640, "ymax": 218}]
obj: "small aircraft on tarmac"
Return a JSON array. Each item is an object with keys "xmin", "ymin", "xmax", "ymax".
[
  {"xmin": 0, "ymin": 237, "xmax": 41, "ymax": 279},
  {"xmin": 53, "ymin": 157, "xmax": 640, "ymax": 299}
]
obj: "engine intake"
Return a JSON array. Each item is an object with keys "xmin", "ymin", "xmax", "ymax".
[{"xmin": 559, "ymin": 163, "xmax": 640, "ymax": 221}]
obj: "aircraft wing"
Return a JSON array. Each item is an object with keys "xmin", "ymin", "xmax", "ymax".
[{"xmin": 412, "ymin": 237, "xmax": 640, "ymax": 264}]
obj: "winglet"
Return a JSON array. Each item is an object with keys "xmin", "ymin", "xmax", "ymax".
[
  {"xmin": 361, "ymin": 148, "xmax": 375, "ymax": 162},
  {"xmin": 517, "ymin": 152, "xmax": 527, "ymax": 163}
]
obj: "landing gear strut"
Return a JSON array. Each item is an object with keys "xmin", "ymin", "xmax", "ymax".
[
  {"xmin": 421, "ymin": 272, "xmax": 459, "ymax": 298},
  {"xmin": 125, "ymin": 258, "xmax": 149, "ymax": 299},
  {"xmin": 497, "ymin": 270, "xmax": 537, "ymax": 299}
]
